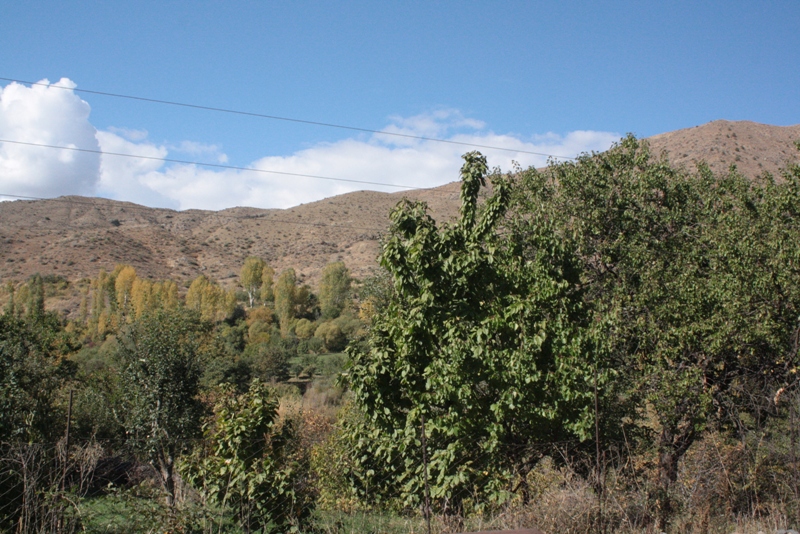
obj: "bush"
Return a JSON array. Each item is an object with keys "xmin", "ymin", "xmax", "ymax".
[
  {"xmin": 295, "ymin": 318, "xmax": 315, "ymax": 339},
  {"xmin": 241, "ymin": 339, "xmax": 293, "ymax": 382},
  {"xmin": 181, "ymin": 381, "xmax": 313, "ymax": 532},
  {"xmin": 314, "ymin": 321, "xmax": 347, "ymax": 352}
]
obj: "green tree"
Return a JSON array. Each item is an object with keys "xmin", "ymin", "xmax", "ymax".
[
  {"xmin": 4, "ymin": 281, "xmax": 16, "ymax": 317},
  {"xmin": 260, "ymin": 263, "xmax": 276, "ymax": 304},
  {"xmin": 274, "ymin": 269, "xmax": 298, "ymax": 336},
  {"xmin": 241, "ymin": 256, "xmax": 267, "ymax": 308},
  {"xmin": 509, "ymin": 136, "xmax": 800, "ymax": 527},
  {"xmin": 313, "ymin": 321, "xmax": 347, "ymax": 352},
  {"xmin": 343, "ymin": 152, "xmax": 595, "ymax": 511},
  {"xmin": 118, "ymin": 309, "xmax": 207, "ymax": 506},
  {"xmin": 182, "ymin": 380, "xmax": 312, "ymax": 532},
  {"xmin": 26, "ymin": 273, "xmax": 45, "ymax": 324},
  {"xmin": 0, "ymin": 315, "xmax": 65, "ymax": 442},
  {"xmin": 318, "ymin": 261, "xmax": 351, "ymax": 319}
]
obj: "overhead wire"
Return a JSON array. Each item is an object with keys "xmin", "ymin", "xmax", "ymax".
[
  {"xmin": 0, "ymin": 138, "xmax": 504, "ymax": 200},
  {"xmin": 0, "ymin": 76, "xmax": 578, "ymax": 161},
  {"xmin": 0, "ymin": 139, "xmax": 422, "ymax": 191},
  {"xmin": 0, "ymin": 76, "xmax": 575, "ymax": 226}
]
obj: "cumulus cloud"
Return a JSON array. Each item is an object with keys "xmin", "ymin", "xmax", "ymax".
[
  {"xmin": 95, "ymin": 130, "xmax": 178, "ymax": 209},
  {"xmin": 0, "ymin": 78, "xmax": 100, "ymax": 198},
  {"xmin": 0, "ymin": 79, "xmax": 620, "ymax": 210},
  {"xmin": 129, "ymin": 111, "xmax": 619, "ymax": 210}
]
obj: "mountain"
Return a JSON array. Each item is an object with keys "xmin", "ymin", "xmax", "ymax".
[
  {"xmin": 0, "ymin": 182, "xmax": 463, "ymax": 290},
  {"xmin": 1, "ymin": 120, "xmax": 798, "ymax": 304},
  {"xmin": 647, "ymin": 120, "xmax": 800, "ymax": 178}
]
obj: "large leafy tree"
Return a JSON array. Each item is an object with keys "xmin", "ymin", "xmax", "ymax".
[
  {"xmin": 510, "ymin": 136, "xmax": 800, "ymax": 527},
  {"xmin": 343, "ymin": 152, "xmax": 596, "ymax": 511},
  {"xmin": 118, "ymin": 309, "xmax": 208, "ymax": 506},
  {"xmin": 274, "ymin": 268, "xmax": 316, "ymax": 335}
]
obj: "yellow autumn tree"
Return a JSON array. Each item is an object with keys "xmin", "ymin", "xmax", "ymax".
[
  {"xmin": 154, "ymin": 280, "xmax": 180, "ymax": 310},
  {"xmin": 115, "ymin": 265, "xmax": 137, "ymax": 318},
  {"xmin": 186, "ymin": 275, "xmax": 235, "ymax": 322},
  {"xmin": 240, "ymin": 257, "xmax": 266, "ymax": 307},
  {"xmin": 131, "ymin": 278, "xmax": 154, "ymax": 318}
]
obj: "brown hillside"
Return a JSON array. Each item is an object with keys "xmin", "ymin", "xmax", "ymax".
[
  {"xmin": 647, "ymin": 120, "xmax": 800, "ymax": 178},
  {"xmin": 1, "ymin": 120, "xmax": 798, "ymax": 312},
  {"xmin": 0, "ymin": 182, "xmax": 462, "ymax": 292}
]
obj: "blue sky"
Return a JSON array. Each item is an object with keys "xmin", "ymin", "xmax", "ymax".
[{"xmin": 1, "ymin": 1, "xmax": 799, "ymax": 209}]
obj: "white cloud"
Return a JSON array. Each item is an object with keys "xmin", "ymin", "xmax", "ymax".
[
  {"xmin": 0, "ymin": 78, "xmax": 100, "ymax": 198},
  {"xmin": 170, "ymin": 140, "xmax": 228, "ymax": 163},
  {"xmin": 379, "ymin": 108, "xmax": 486, "ymax": 145},
  {"xmin": 127, "ymin": 112, "xmax": 619, "ymax": 210},
  {"xmin": 0, "ymin": 79, "xmax": 621, "ymax": 210},
  {"xmin": 95, "ymin": 130, "xmax": 178, "ymax": 209},
  {"xmin": 106, "ymin": 126, "xmax": 149, "ymax": 142}
]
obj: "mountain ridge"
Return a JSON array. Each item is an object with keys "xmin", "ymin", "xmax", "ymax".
[{"xmin": 2, "ymin": 120, "xmax": 798, "ymax": 309}]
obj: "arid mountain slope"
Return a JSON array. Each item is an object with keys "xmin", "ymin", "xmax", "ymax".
[
  {"xmin": 0, "ymin": 182, "xmax": 463, "ymax": 289},
  {"xmin": 647, "ymin": 120, "xmax": 800, "ymax": 178},
  {"xmin": 1, "ymin": 120, "xmax": 798, "ymax": 294}
]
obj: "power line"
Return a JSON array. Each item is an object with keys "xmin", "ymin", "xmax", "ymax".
[
  {"xmin": 0, "ymin": 76, "xmax": 577, "ymax": 161},
  {"xmin": 0, "ymin": 138, "xmax": 424, "ymax": 191}
]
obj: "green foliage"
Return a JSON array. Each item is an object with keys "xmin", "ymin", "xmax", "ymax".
[
  {"xmin": 275, "ymin": 268, "xmax": 298, "ymax": 336},
  {"xmin": 314, "ymin": 321, "xmax": 347, "ymax": 352},
  {"xmin": 117, "ymin": 309, "xmax": 207, "ymax": 505},
  {"xmin": 26, "ymin": 273, "xmax": 45, "ymax": 323},
  {"xmin": 70, "ymin": 339, "xmax": 127, "ymax": 444},
  {"xmin": 319, "ymin": 261, "xmax": 351, "ymax": 319},
  {"xmin": 510, "ymin": 136, "xmax": 800, "ymax": 527},
  {"xmin": 295, "ymin": 318, "xmax": 315, "ymax": 340},
  {"xmin": 182, "ymin": 380, "xmax": 312, "ymax": 532},
  {"xmin": 298, "ymin": 335, "xmax": 325, "ymax": 356},
  {"xmin": 261, "ymin": 263, "xmax": 276, "ymax": 304},
  {"xmin": 3, "ymin": 281, "xmax": 16, "ymax": 317},
  {"xmin": 0, "ymin": 315, "xmax": 67, "ymax": 442},
  {"xmin": 355, "ymin": 268, "xmax": 394, "ymax": 324},
  {"xmin": 242, "ymin": 339, "xmax": 293, "ymax": 383},
  {"xmin": 343, "ymin": 152, "xmax": 595, "ymax": 511}
]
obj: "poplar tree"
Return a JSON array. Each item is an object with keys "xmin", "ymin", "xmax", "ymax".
[
  {"xmin": 240, "ymin": 256, "xmax": 267, "ymax": 308},
  {"xmin": 274, "ymin": 269, "xmax": 297, "ymax": 336},
  {"xmin": 318, "ymin": 261, "xmax": 351, "ymax": 319}
]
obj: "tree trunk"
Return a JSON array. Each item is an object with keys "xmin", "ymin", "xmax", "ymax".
[
  {"xmin": 157, "ymin": 456, "xmax": 176, "ymax": 507},
  {"xmin": 656, "ymin": 424, "xmax": 695, "ymax": 531}
]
